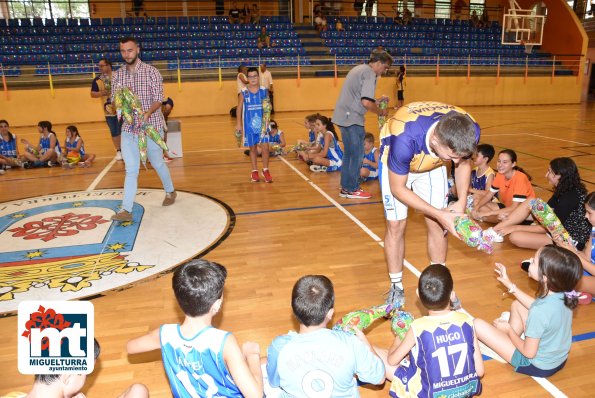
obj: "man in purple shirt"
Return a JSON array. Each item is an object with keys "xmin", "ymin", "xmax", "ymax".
[{"xmin": 110, "ymin": 37, "xmax": 176, "ymax": 222}]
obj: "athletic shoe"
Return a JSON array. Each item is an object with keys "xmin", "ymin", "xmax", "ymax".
[
  {"xmin": 163, "ymin": 155, "xmax": 173, "ymax": 163},
  {"xmin": 340, "ymin": 188, "xmax": 372, "ymax": 199},
  {"xmin": 111, "ymin": 210, "xmax": 132, "ymax": 222},
  {"xmin": 251, "ymin": 170, "xmax": 260, "ymax": 182},
  {"xmin": 520, "ymin": 258, "xmax": 531, "ymax": 272},
  {"xmin": 484, "ymin": 227, "xmax": 504, "ymax": 243},
  {"xmin": 23, "ymin": 161, "xmax": 32, "ymax": 169},
  {"xmin": 162, "ymin": 191, "xmax": 177, "ymax": 206},
  {"xmin": 578, "ymin": 292, "xmax": 593, "ymax": 305},
  {"xmin": 385, "ymin": 283, "xmax": 405, "ymax": 308},
  {"xmin": 310, "ymin": 165, "xmax": 327, "ymax": 172},
  {"xmin": 262, "ymin": 168, "xmax": 273, "ymax": 183},
  {"xmin": 115, "ymin": 150, "xmax": 123, "ymax": 161},
  {"xmin": 0, "ymin": 169, "xmax": 5, "ymax": 175}
]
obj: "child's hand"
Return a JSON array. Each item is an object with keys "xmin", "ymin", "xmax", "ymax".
[
  {"xmin": 494, "ymin": 263, "xmax": 512, "ymax": 288},
  {"xmin": 20, "ymin": 138, "xmax": 29, "ymax": 145},
  {"xmin": 492, "ymin": 317, "xmax": 511, "ymax": 333},
  {"xmin": 242, "ymin": 341, "xmax": 261, "ymax": 357}
]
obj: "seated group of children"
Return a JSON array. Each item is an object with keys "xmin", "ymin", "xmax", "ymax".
[
  {"xmin": 294, "ymin": 113, "xmax": 379, "ymax": 181},
  {"xmin": 0, "ymin": 120, "xmax": 95, "ymax": 175},
  {"xmin": 65, "ymin": 249, "xmax": 579, "ymax": 398}
]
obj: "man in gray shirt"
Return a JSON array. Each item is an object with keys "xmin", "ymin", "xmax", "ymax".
[{"xmin": 333, "ymin": 50, "xmax": 392, "ymax": 199}]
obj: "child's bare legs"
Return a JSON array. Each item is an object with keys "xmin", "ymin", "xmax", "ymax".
[
  {"xmin": 249, "ymin": 144, "xmax": 259, "ymax": 170},
  {"xmin": 475, "ymin": 299, "xmax": 529, "ymax": 363},
  {"xmin": 508, "ymin": 232, "xmax": 552, "ymax": 250},
  {"xmin": 261, "ymin": 143, "xmax": 270, "ymax": 169},
  {"xmin": 80, "ymin": 153, "xmax": 96, "ymax": 167},
  {"xmin": 22, "ymin": 151, "xmax": 40, "ymax": 162},
  {"xmin": 39, "ymin": 149, "xmax": 57, "ymax": 163},
  {"xmin": 361, "ymin": 167, "xmax": 371, "ymax": 179},
  {"xmin": 473, "ymin": 202, "xmax": 501, "ymax": 223},
  {"xmin": 310, "ymin": 155, "xmax": 330, "ymax": 167},
  {"xmin": 373, "ymin": 346, "xmax": 397, "ymax": 381},
  {"xmin": 577, "ymin": 275, "xmax": 595, "ymax": 295},
  {"xmin": 493, "ymin": 204, "xmax": 532, "ymax": 235}
]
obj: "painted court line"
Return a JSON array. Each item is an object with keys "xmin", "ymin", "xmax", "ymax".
[
  {"xmin": 279, "ymin": 156, "xmax": 567, "ymax": 397},
  {"xmin": 526, "ymin": 133, "xmax": 591, "ymax": 146},
  {"xmin": 86, "ymin": 157, "xmax": 117, "ymax": 192}
]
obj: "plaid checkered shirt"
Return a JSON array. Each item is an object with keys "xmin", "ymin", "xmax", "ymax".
[{"xmin": 111, "ymin": 60, "xmax": 165, "ymax": 134}]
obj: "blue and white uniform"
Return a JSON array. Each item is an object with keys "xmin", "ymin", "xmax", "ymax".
[
  {"xmin": 267, "ymin": 328, "xmax": 384, "ymax": 398},
  {"xmin": 390, "ymin": 311, "xmax": 482, "ymax": 398},
  {"xmin": 308, "ymin": 129, "xmax": 316, "ymax": 144},
  {"xmin": 0, "ymin": 133, "xmax": 17, "ymax": 158},
  {"xmin": 269, "ymin": 129, "xmax": 284, "ymax": 145},
  {"xmin": 362, "ymin": 147, "xmax": 378, "ymax": 180},
  {"xmin": 240, "ymin": 86, "xmax": 269, "ymax": 147},
  {"xmin": 39, "ymin": 132, "xmax": 61, "ymax": 156},
  {"xmin": 378, "ymin": 102, "xmax": 480, "ymax": 221},
  {"xmin": 323, "ymin": 131, "xmax": 343, "ymax": 172},
  {"xmin": 65, "ymin": 136, "xmax": 86, "ymax": 157},
  {"xmin": 160, "ymin": 324, "xmax": 242, "ymax": 398}
]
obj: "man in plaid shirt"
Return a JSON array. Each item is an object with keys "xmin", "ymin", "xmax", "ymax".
[{"xmin": 110, "ymin": 37, "xmax": 176, "ymax": 222}]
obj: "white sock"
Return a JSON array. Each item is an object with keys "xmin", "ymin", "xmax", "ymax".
[
  {"xmin": 389, "ymin": 272, "xmax": 403, "ymax": 290},
  {"xmin": 432, "ymin": 262, "xmax": 446, "ymax": 267}
]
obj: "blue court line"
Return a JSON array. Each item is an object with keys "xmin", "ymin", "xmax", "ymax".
[
  {"xmin": 481, "ymin": 330, "xmax": 595, "ymax": 362},
  {"xmin": 236, "ymin": 201, "xmax": 382, "ymax": 216}
]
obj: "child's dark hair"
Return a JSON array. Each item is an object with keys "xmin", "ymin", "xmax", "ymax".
[
  {"xmin": 292, "ymin": 275, "xmax": 334, "ymax": 326},
  {"xmin": 476, "ymin": 143, "xmax": 495, "ymax": 163},
  {"xmin": 536, "ymin": 245, "xmax": 582, "ymax": 309},
  {"xmin": 246, "ymin": 66, "xmax": 259, "ymax": 76},
  {"xmin": 306, "ymin": 113, "xmax": 319, "ymax": 123},
  {"xmin": 34, "ymin": 338, "xmax": 100, "ymax": 384},
  {"xmin": 550, "ymin": 157, "xmax": 586, "ymax": 198},
  {"xmin": 434, "ymin": 112, "xmax": 477, "ymax": 158},
  {"xmin": 587, "ymin": 191, "xmax": 595, "ymax": 210},
  {"xmin": 499, "ymin": 149, "xmax": 532, "ymax": 181},
  {"xmin": 364, "ymin": 132, "xmax": 375, "ymax": 144},
  {"xmin": 38, "ymin": 120, "xmax": 53, "ymax": 132},
  {"xmin": 418, "ymin": 264, "xmax": 453, "ymax": 310},
  {"xmin": 172, "ymin": 259, "xmax": 227, "ymax": 317},
  {"xmin": 0, "ymin": 119, "xmax": 14, "ymax": 141},
  {"xmin": 315, "ymin": 115, "xmax": 339, "ymax": 141},
  {"xmin": 269, "ymin": 119, "xmax": 278, "ymax": 130},
  {"xmin": 66, "ymin": 125, "xmax": 81, "ymax": 138}
]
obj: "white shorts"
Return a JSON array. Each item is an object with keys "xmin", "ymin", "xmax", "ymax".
[{"xmin": 380, "ymin": 162, "xmax": 448, "ymax": 221}]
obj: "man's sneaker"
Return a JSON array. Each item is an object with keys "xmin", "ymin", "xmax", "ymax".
[
  {"xmin": 310, "ymin": 165, "xmax": 327, "ymax": 172},
  {"xmin": 162, "ymin": 191, "xmax": 177, "ymax": 206},
  {"xmin": 163, "ymin": 155, "xmax": 173, "ymax": 163},
  {"xmin": 262, "ymin": 168, "xmax": 273, "ymax": 183},
  {"xmin": 251, "ymin": 170, "xmax": 260, "ymax": 182},
  {"xmin": 340, "ymin": 188, "xmax": 372, "ymax": 199},
  {"xmin": 520, "ymin": 258, "xmax": 531, "ymax": 272},
  {"xmin": 484, "ymin": 227, "xmax": 504, "ymax": 243},
  {"xmin": 0, "ymin": 169, "xmax": 5, "ymax": 175},
  {"xmin": 385, "ymin": 283, "xmax": 405, "ymax": 308},
  {"xmin": 115, "ymin": 150, "xmax": 123, "ymax": 161},
  {"xmin": 111, "ymin": 210, "xmax": 132, "ymax": 222}
]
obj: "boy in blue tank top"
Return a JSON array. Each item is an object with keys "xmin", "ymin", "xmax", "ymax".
[
  {"xmin": 386, "ymin": 264, "xmax": 484, "ymax": 398},
  {"xmin": 127, "ymin": 259, "xmax": 263, "ymax": 398}
]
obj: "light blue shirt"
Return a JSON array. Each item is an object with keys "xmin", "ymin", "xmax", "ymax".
[
  {"xmin": 267, "ymin": 328, "xmax": 384, "ymax": 398},
  {"xmin": 525, "ymin": 292, "xmax": 572, "ymax": 370}
]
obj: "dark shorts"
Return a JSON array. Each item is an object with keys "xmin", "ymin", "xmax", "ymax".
[
  {"xmin": 397, "ymin": 90, "xmax": 404, "ymax": 101},
  {"xmin": 106, "ymin": 116, "xmax": 121, "ymax": 137},
  {"xmin": 511, "ymin": 349, "xmax": 567, "ymax": 377}
]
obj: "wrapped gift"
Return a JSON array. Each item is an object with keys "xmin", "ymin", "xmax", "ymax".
[
  {"xmin": 332, "ymin": 304, "xmax": 395, "ymax": 334},
  {"xmin": 391, "ymin": 310, "xmax": 415, "ymax": 340},
  {"xmin": 377, "ymin": 96, "xmax": 389, "ymax": 129},
  {"xmin": 529, "ymin": 198, "xmax": 572, "ymax": 243},
  {"xmin": 454, "ymin": 216, "xmax": 494, "ymax": 254}
]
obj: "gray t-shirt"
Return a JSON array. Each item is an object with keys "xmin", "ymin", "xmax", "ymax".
[{"xmin": 332, "ymin": 63, "xmax": 378, "ymax": 127}]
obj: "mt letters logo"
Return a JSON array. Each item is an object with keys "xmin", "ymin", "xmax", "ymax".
[{"xmin": 18, "ymin": 301, "xmax": 94, "ymax": 374}]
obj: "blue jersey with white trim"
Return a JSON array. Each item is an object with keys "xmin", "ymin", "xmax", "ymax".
[
  {"xmin": 240, "ymin": 86, "xmax": 268, "ymax": 136},
  {"xmin": 379, "ymin": 102, "xmax": 480, "ymax": 175},
  {"xmin": 0, "ymin": 133, "xmax": 17, "ymax": 157},
  {"xmin": 65, "ymin": 136, "xmax": 85, "ymax": 157},
  {"xmin": 160, "ymin": 324, "xmax": 242, "ymax": 398},
  {"xmin": 363, "ymin": 147, "xmax": 378, "ymax": 172},
  {"xmin": 390, "ymin": 311, "xmax": 482, "ymax": 398},
  {"xmin": 39, "ymin": 132, "xmax": 61, "ymax": 155}
]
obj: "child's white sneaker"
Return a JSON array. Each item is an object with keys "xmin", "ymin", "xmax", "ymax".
[{"xmin": 484, "ymin": 227, "xmax": 504, "ymax": 243}]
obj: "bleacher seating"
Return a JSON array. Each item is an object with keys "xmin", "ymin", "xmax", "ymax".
[
  {"xmin": 0, "ymin": 15, "xmax": 306, "ymax": 73},
  {"xmin": 322, "ymin": 17, "xmax": 546, "ymax": 67}
]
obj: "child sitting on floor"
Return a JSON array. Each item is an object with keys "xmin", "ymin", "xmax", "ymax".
[
  {"xmin": 21, "ymin": 120, "xmax": 61, "ymax": 168},
  {"xmin": 62, "ymin": 125, "xmax": 96, "ymax": 168},
  {"xmin": 360, "ymin": 132, "xmax": 379, "ymax": 182},
  {"xmin": 0, "ymin": 119, "xmax": 24, "ymax": 172},
  {"xmin": 297, "ymin": 115, "xmax": 343, "ymax": 173}
]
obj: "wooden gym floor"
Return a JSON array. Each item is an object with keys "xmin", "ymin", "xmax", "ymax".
[{"xmin": 1, "ymin": 103, "xmax": 594, "ymax": 397}]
